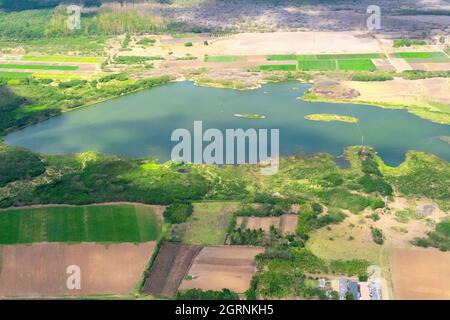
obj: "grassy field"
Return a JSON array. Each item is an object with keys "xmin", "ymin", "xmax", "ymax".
[
  {"xmin": 394, "ymin": 51, "xmax": 448, "ymax": 61},
  {"xmin": 337, "ymin": 59, "xmax": 376, "ymax": 71},
  {"xmin": 182, "ymin": 202, "xmax": 239, "ymax": 245},
  {"xmin": 260, "ymin": 64, "xmax": 297, "ymax": 71},
  {"xmin": 0, "ymin": 71, "xmax": 32, "ymax": 78},
  {"xmin": 0, "ymin": 64, "xmax": 79, "ymax": 71},
  {"xmin": 22, "ymin": 55, "xmax": 103, "ymax": 64},
  {"xmin": 298, "ymin": 59, "xmax": 336, "ymax": 71},
  {"xmin": 0, "ymin": 205, "xmax": 162, "ymax": 244},
  {"xmin": 204, "ymin": 55, "xmax": 237, "ymax": 62}
]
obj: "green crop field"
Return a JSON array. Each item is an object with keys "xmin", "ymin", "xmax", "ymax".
[
  {"xmin": 337, "ymin": 59, "xmax": 376, "ymax": 71},
  {"xmin": 267, "ymin": 54, "xmax": 297, "ymax": 61},
  {"xmin": 0, "ymin": 64, "xmax": 79, "ymax": 71},
  {"xmin": 260, "ymin": 64, "xmax": 297, "ymax": 71},
  {"xmin": 0, "ymin": 71, "xmax": 33, "ymax": 78},
  {"xmin": 182, "ymin": 202, "xmax": 238, "ymax": 245},
  {"xmin": 394, "ymin": 51, "xmax": 448, "ymax": 60},
  {"xmin": 22, "ymin": 55, "xmax": 103, "ymax": 63},
  {"xmin": 315, "ymin": 53, "xmax": 384, "ymax": 60},
  {"xmin": 204, "ymin": 55, "xmax": 237, "ymax": 62},
  {"xmin": 298, "ymin": 59, "xmax": 336, "ymax": 71},
  {"xmin": 0, "ymin": 205, "xmax": 162, "ymax": 244}
]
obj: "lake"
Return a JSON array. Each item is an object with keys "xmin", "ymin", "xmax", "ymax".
[{"xmin": 4, "ymin": 81, "xmax": 450, "ymax": 166}]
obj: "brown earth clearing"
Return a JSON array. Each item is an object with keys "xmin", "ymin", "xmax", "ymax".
[{"xmin": 0, "ymin": 242, "xmax": 155, "ymax": 297}]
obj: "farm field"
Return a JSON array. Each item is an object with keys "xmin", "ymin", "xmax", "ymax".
[
  {"xmin": 390, "ymin": 248, "xmax": 450, "ymax": 299},
  {"xmin": 236, "ymin": 214, "xmax": 298, "ymax": 235},
  {"xmin": 0, "ymin": 71, "xmax": 32, "ymax": 78},
  {"xmin": 182, "ymin": 202, "xmax": 239, "ymax": 245},
  {"xmin": 179, "ymin": 246, "xmax": 264, "ymax": 294},
  {"xmin": 22, "ymin": 55, "xmax": 103, "ymax": 64},
  {"xmin": 259, "ymin": 64, "xmax": 297, "ymax": 71},
  {"xmin": 204, "ymin": 55, "xmax": 237, "ymax": 62},
  {"xmin": 143, "ymin": 243, "xmax": 202, "ymax": 297},
  {"xmin": 0, "ymin": 205, "xmax": 163, "ymax": 244},
  {"xmin": 0, "ymin": 64, "xmax": 78, "ymax": 71},
  {"xmin": 0, "ymin": 242, "xmax": 156, "ymax": 297},
  {"xmin": 393, "ymin": 51, "xmax": 449, "ymax": 61},
  {"xmin": 298, "ymin": 59, "xmax": 336, "ymax": 71},
  {"xmin": 337, "ymin": 59, "xmax": 376, "ymax": 71}
]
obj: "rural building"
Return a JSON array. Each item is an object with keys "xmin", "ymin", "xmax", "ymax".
[
  {"xmin": 339, "ymin": 278, "xmax": 348, "ymax": 300},
  {"xmin": 348, "ymin": 281, "xmax": 360, "ymax": 300},
  {"xmin": 359, "ymin": 282, "xmax": 371, "ymax": 300}
]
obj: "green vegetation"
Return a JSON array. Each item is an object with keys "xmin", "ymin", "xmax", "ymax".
[
  {"xmin": 204, "ymin": 55, "xmax": 236, "ymax": 62},
  {"xmin": 0, "ymin": 205, "xmax": 162, "ymax": 244},
  {"xmin": 337, "ymin": 59, "xmax": 376, "ymax": 71},
  {"xmin": 176, "ymin": 288, "xmax": 239, "ymax": 300},
  {"xmin": 401, "ymin": 70, "xmax": 450, "ymax": 80},
  {"xmin": 304, "ymin": 114, "xmax": 358, "ymax": 124},
  {"xmin": 136, "ymin": 37, "xmax": 156, "ymax": 46},
  {"xmin": 181, "ymin": 202, "xmax": 236, "ymax": 245},
  {"xmin": 0, "ymin": 145, "xmax": 45, "ymax": 187},
  {"xmin": 413, "ymin": 219, "xmax": 450, "ymax": 251},
  {"xmin": 298, "ymin": 60, "xmax": 336, "ymax": 71},
  {"xmin": 349, "ymin": 72, "xmax": 393, "ymax": 81},
  {"xmin": 0, "ymin": 64, "xmax": 78, "ymax": 71},
  {"xmin": 267, "ymin": 54, "xmax": 297, "ymax": 61},
  {"xmin": 393, "ymin": 39, "xmax": 427, "ymax": 47},
  {"xmin": 250, "ymin": 248, "xmax": 369, "ymax": 299},
  {"xmin": 0, "ymin": 71, "xmax": 33, "ymax": 78},
  {"xmin": 394, "ymin": 51, "xmax": 448, "ymax": 61},
  {"xmin": 371, "ymin": 227, "xmax": 384, "ymax": 245},
  {"xmin": 383, "ymin": 151, "xmax": 450, "ymax": 211},
  {"xmin": 184, "ymin": 42, "xmax": 193, "ymax": 47},
  {"xmin": 114, "ymin": 56, "xmax": 164, "ymax": 64},
  {"xmin": 394, "ymin": 209, "xmax": 423, "ymax": 224},
  {"xmin": 163, "ymin": 202, "xmax": 193, "ymax": 224},
  {"xmin": 260, "ymin": 64, "xmax": 297, "ymax": 71},
  {"xmin": 22, "ymin": 55, "xmax": 103, "ymax": 63}
]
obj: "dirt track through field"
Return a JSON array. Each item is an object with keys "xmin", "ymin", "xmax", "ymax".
[
  {"xmin": 0, "ymin": 242, "xmax": 156, "ymax": 297},
  {"xmin": 142, "ymin": 243, "xmax": 202, "ymax": 297}
]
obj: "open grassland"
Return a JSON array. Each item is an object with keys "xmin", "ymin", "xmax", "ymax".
[
  {"xmin": 0, "ymin": 204, "xmax": 162, "ymax": 244},
  {"xmin": 182, "ymin": 202, "xmax": 239, "ymax": 245},
  {"xmin": 0, "ymin": 64, "xmax": 78, "ymax": 71},
  {"xmin": 0, "ymin": 242, "xmax": 155, "ymax": 297},
  {"xmin": 22, "ymin": 55, "xmax": 103, "ymax": 64}
]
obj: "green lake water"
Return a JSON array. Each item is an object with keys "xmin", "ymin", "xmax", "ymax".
[{"xmin": 4, "ymin": 81, "xmax": 450, "ymax": 166}]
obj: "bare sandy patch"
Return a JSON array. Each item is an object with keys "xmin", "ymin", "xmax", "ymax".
[
  {"xmin": 179, "ymin": 246, "xmax": 263, "ymax": 293},
  {"xmin": 391, "ymin": 248, "xmax": 450, "ymax": 299},
  {"xmin": 0, "ymin": 242, "xmax": 156, "ymax": 297}
]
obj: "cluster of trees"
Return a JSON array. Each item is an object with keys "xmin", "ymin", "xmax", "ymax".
[
  {"xmin": 114, "ymin": 55, "xmax": 164, "ymax": 65},
  {"xmin": 163, "ymin": 202, "xmax": 193, "ymax": 223},
  {"xmin": 413, "ymin": 219, "xmax": 450, "ymax": 251},
  {"xmin": 349, "ymin": 72, "xmax": 393, "ymax": 81},
  {"xmin": 402, "ymin": 70, "xmax": 450, "ymax": 80},
  {"xmin": 371, "ymin": 227, "xmax": 384, "ymax": 245},
  {"xmin": 393, "ymin": 38, "xmax": 427, "ymax": 47},
  {"xmin": 356, "ymin": 149, "xmax": 393, "ymax": 196},
  {"xmin": 176, "ymin": 288, "xmax": 239, "ymax": 300},
  {"xmin": 0, "ymin": 145, "xmax": 45, "ymax": 187}
]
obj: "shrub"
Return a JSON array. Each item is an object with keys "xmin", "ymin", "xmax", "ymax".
[
  {"xmin": 184, "ymin": 42, "xmax": 193, "ymax": 47},
  {"xmin": 371, "ymin": 227, "xmax": 384, "ymax": 245},
  {"xmin": 163, "ymin": 202, "xmax": 193, "ymax": 224}
]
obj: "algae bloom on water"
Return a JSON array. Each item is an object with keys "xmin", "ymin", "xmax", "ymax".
[{"xmin": 304, "ymin": 113, "xmax": 359, "ymax": 124}]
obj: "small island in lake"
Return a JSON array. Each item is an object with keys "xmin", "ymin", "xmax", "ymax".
[
  {"xmin": 438, "ymin": 136, "xmax": 450, "ymax": 144},
  {"xmin": 304, "ymin": 113, "xmax": 358, "ymax": 124},
  {"xmin": 234, "ymin": 113, "xmax": 266, "ymax": 119}
]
